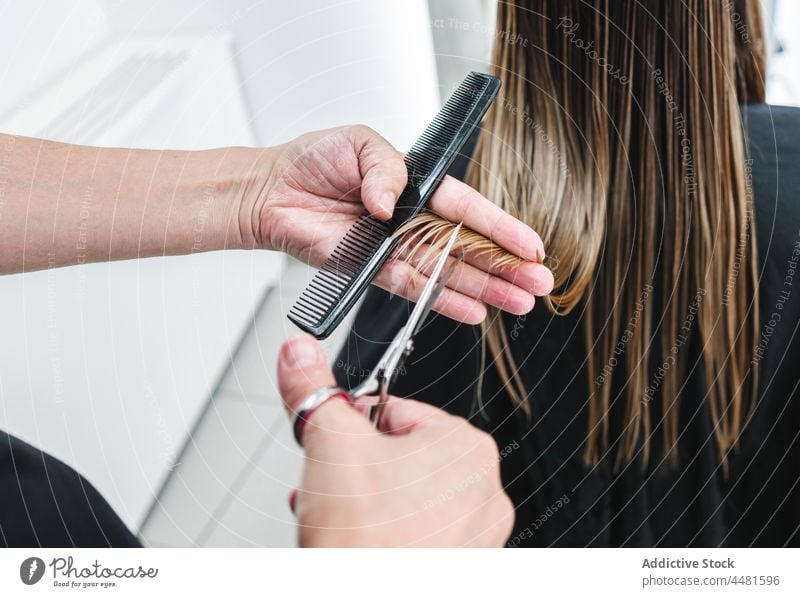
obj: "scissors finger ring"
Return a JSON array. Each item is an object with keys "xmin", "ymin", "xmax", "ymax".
[{"xmin": 292, "ymin": 386, "xmax": 353, "ymax": 446}]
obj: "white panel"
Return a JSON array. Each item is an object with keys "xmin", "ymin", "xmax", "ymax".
[
  {"xmin": 0, "ymin": 0, "xmax": 109, "ymax": 116},
  {"xmin": 218, "ymin": 258, "xmax": 349, "ymax": 402},
  {"xmin": 218, "ymin": 0, "xmax": 440, "ymax": 147},
  {"xmin": 140, "ymin": 396, "xmax": 282, "ymax": 547},
  {"xmin": 0, "ymin": 34, "xmax": 280, "ymax": 531},
  {"xmin": 768, "ymin": 0, "xmax": 800, "ymax": 106},
  {"xmin": 203, "ymin": 415, "xmax": 301, "ymax": 547},
  {"xmin": 0, "ymin": 248, "xmax": 281, "ymax": 529}
]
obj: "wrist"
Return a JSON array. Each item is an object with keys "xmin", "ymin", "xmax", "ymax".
[
  {"xmin": 192, "ymin": 145, "xmax": 280, "ymax": 253},
  {"xmin": 233, "ymin": 144, "xmax": 283, "ymax": 251}
]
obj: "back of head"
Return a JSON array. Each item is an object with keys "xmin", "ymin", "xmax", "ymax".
[{"xmin": 470, "ymin": 0, "xmax": 767, "ymax": 467}]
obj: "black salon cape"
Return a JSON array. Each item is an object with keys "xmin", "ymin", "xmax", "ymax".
[
  {"xmin": 335, "ymin": 103, "xmax": 800, "ymax": 547},
  {"xmin": 0, "ymin": 431, "xmax": 139, "ymax": 547}
]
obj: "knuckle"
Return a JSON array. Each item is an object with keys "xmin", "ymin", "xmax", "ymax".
[
  {"xmin": 449, "ymin": 418, "xmax": 501, "ymax": 465},
  {"xmin": 499, "ymin": 492, "xmax": 514, "ymax": 519},
  {"xmin": 493, "ymin": 493, "xmax": 516, "ymax": 543},
  {"xmin": 449, "ymin": 192, "xmax": 471, "ymax": 224},
  {"xmin": 353, "ymin": 125, "xmax": 387, "ymax": 154},
  {"xmin": 473, "ymin": 427, "xmax": 501, "ymax": 458},
  {"xmin": 350, "ymin": 123, "xmax": 373, "ymax": 138}
]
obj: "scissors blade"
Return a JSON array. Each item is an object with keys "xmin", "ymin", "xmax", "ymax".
[
  {"xmin": 412, "ymin": 254, "xmax": 460, "ymax": 337},
  {"xmin": 352, "ymin": 223, "xmax": 462, "ymax": 404},
  {"xmin": 405, "ymin": 222, "xmax": 463, "ymax": 337}
]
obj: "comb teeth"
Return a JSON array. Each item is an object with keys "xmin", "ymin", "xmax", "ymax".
[
  {"xmin": 289, "ymin": 216, "xmax": 390, "ymax": 331},
  {"xmin": 288, "ymin": 72, "xmax": 501, "ymax": 339},
  {"xmin": 406, "ymin": 72, "xmax": 496, "ymax": 187}
]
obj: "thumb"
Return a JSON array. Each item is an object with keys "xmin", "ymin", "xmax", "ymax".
[
  {"xmin": 350, "ymin": 126, "xmax": 408, "ymax": 221},
  {"xmin": 277, "ymin": 334, "xmax": 337, "ymax": 415},
  {"xmin": 277, "ymin": 334, "xmax": 374, "ymax": 445}
]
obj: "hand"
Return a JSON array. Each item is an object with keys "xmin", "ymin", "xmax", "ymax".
[
  {"xmin": 277, "ymin": 334, "xmax": 515, "ymax": 547},
  {"xmin": 254, "ymin": 125, "xmax": 554, "ymax": 324}
]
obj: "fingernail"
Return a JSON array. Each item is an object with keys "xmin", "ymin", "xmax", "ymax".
[
  {"xmin": 532, "ymin": 272, "xmax": 554, "ymax": 296},
  {"xmin": 283, "ymin": 337, "xmax": 321, "ymax": 369},
  {"xmin": 379, "ymin": 191, "xmax": 395, "ymax": 217},
  {"xmin": 289, "ymin": 489, "xmax": 298, "ymax": 514}
]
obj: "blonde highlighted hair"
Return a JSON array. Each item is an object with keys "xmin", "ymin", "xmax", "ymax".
[{"xmin": 399, "ymin": 0, "xmax": 766, "ymax": 469}]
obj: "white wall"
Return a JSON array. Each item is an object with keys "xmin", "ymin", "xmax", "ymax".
[
  {"xmin": 93, "ymin": 0, "xmax": 440, "ymax": 149},
  {"xmin": 0, "ymin": 0, "xmax": 440, "ymax": 535},
  {"xmin": 0, "ymin": 1, "xmax": 110, "ymax": 116},
  {"xmin": 0, "ymin": 26, "xmax": 276, "ymax": 530},
  {"xmin": 0, "ymin": 0, "xmax": 439, "ymax": 146},
  {"xmin": 767, "ymin": 0, "xmax": 800, "ymax": 105}
]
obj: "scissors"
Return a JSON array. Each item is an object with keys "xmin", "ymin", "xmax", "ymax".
[{"xmin": 292, "ymin": 223, "xmax": 463, "ymax": 443}]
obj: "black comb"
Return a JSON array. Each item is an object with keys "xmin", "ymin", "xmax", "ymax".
[{"xmin": 288, "ymin": 72, "xmax": 501, "ymax": 339}]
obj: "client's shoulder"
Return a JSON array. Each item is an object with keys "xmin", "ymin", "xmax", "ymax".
[
  {"xmin": 742, "ymin": 102, "xmax": 800, "ymax": 156},
  {"xmin": 741, "ymin": 103, "xmax": 800, "ymax": 278}
]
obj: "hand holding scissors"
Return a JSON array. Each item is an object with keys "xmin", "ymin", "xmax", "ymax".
[
  {"xmin": 275, "ymin": 278, "xmax": 515, "ymax": 546},
  {"xmin": 292, "ymin": 223, "xmax": 464, "ymax": 443}
]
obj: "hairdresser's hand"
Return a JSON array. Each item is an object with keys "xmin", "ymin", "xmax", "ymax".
[
  {"xmin": 255, "ymin": 125, "xmax": 553, "ymax": 324},
  {"xmin": 277, "ymin": 334, "xmax": 515, "ymax": 547}
]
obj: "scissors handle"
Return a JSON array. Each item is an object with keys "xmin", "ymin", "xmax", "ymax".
[
  {"xmin": 348, "ymin": 371, "xmax": 390, "ymax": 428},
  {"xmin": 369, "ymin": 378, "xmax": 391, "ymax": 428}
]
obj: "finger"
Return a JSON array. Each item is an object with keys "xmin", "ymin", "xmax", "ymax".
[
  {"xmin": 355, "ymin": 396, "xmax": 452, "ymax": 435},
  {"xmin": 350, "ymin": 126, "xmax": 408, "ymax": 221},
  {"xmin": 373, "ymin": 258, "xmax": 488, "ymax": 324},
  {"xmin": 455, "ymin": 248, "xmax": 555, "ymax": 297},
  {"xmin": 276, "ymin": 334, "xmax": 337, "ymax": 415},
  {"xmin": 277, "ymin": 335, "xmax": 374, "ymax": 446},
  {"xmin": 429, "ymin": 175, "xmax": 545, "ymax": 262},
  {"xmin": 289, "ymin": 488, "xmax": 299, "ymax": 515},
  {"xmin": 398, "ymin": 245, "xmax": 537, "ymax": 314}
]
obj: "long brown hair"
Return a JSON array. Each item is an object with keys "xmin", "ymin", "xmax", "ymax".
[{"xmin": 465, "ymin": 0, "xmax": 766, "ymax": 468}]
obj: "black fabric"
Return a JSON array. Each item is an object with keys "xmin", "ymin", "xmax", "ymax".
[
  {"xmin": 0, "ymin": 431, "xmax": 140, "ymax": 547},
  {"xmin": 336, "ymin": 103, "xmax": 800, "ymax": 547}
]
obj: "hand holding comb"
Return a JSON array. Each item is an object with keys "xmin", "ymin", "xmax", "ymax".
[{"xmin": 288, "ymin": 72, "xmax": 501, "ymax": 339}]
